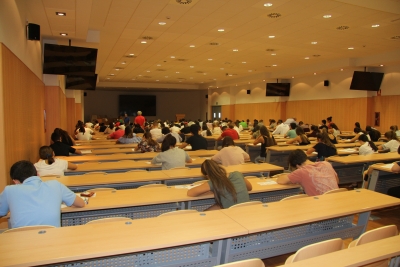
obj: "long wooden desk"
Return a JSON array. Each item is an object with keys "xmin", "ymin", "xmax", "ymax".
[
  {"xmin": 60, "ymin": 150, "xmax": 219, "ymax": 163},
  {"xmin": 65, "ymin": 158, "xmax": 207, "ymax": 175},
  {"xmin": 367, "ymin": 163, "xmax": 400, "ymax": 194},
  {"xmin": 219, "ymin": 189, "xmax": 400, "ymax": 263},
  {"xmin": 281, "ymin": 235, "xmax": 400, "ymax": 267},
  {"xmin": 60, "ymin": 177, "xmax": 300, "ymax": 226},
  {"xmin": 73, "ymin": 143, "xmax": 138, "ymax": 150}
]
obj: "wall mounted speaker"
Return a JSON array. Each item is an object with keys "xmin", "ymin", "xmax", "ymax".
[
  {"xmin": 205, "ymin": 95, "xmax": 208, "ymax": 98},
  {"xmin": 26, "ymin": 23, "xmax": 40, "ymax": 41},
  {"xmin": 246, "ymin": 90, "xmax": 251, "ymax": 94},
  {"xmin": 324, "ymin": 80, "xmax": 330, "ymax": 87},
  {"xmin": 84, "ymin": 92, "xmax": 87, "ymax": 97}
]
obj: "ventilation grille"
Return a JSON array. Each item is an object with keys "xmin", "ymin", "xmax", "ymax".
[
  {"xmin": 142, "ymin": 36, "xmax": 153, "ymax": 40},
  {"xmin": 390, "ymin": 35, "xmax": 400, "ymax": 40},
  {"xmin": 266, "ymin": 48, "xmax": 275, "ymax": 51},
  {"xmin": 176, "ymin": 58, "xmax": 188, "ymax": 62},
  {"xmin": 156, "ymin": 69, "xmax": 166, "ymax": 71},
  {"xmin": 209, "ymin": 42, "xmax": 220, "ymax": 46},
  {"xmin": 176, "ymin": 0, "xmax": 192, "ymax": 4},
  {"xmin": 268, "ymin": 13, "xmax": 281, "ymax": 18},
  {"xmin": 124, "ymin": 55, "xmax": 137, "ymax": 58},
  {"xmin": 336, "ymin": 26, "xmax": 349, "ymax": 30}
]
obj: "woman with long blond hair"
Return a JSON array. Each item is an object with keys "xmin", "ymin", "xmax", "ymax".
[{"xmin": 187, "ymin": 160, "xmax": 252, "ymax": 210}]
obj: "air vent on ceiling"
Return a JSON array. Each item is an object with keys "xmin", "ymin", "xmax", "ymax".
[
  {"xmin": 336, "ymin": 26, "xmax": 349, "ymax": 30},
  {"xmin": 390, "ymin": 35, "xmax": 400, "ymax": 40},
  {"xmin": 125, "ymin": 55, "xmax": 137, "ymax": 58},
  {"xmin": 156, "ymin": 69, "xmax": 166, "ymax": 71},
  {"xmin": 209, "ymin": 42, "xmax": 220, "ymax": 46},
  {"xmin": 142, "ymin": 36, "xmax": 153, "ymax": 40},
  {"xmin": 196, "ymin": 71, "xmax": 204, "ymax": 74},
  {"xmin": 312, "ymin": 54, "xmax": 321, "ymax": 57},
  {"xmin": 176, "ymin": 0, "xmax": 192, "ymax": 4},
  {"xmin": 176, "ymin": 58, "xmax": 188, "ymax": 62},
  {"xmin": 266, "ymin": 48, "xmax": 275, "ymax": 51},
  {"xmin": 267, "ymin": 13, "xmax": 281, "ymax": 18}
]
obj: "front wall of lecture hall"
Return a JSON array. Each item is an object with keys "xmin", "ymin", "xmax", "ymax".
[{"xmin": 0, "ymin": 2, "xmax": 399, "ymax": 201}]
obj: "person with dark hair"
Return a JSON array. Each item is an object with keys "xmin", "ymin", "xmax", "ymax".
[
  {"xmin": 286, "ymin": 127, "xmax": 310, "ymax": 145},
  {"xmin": 277, "ymin": 149, "xmax": 339, "ymax": 196},
  {"xmin": 201, "ymin": 123, "xmax": 212, "ymax": 137},
  {"xmin": 347, "ymin": 127, "xmax": 370, "ymax": 143},
  {"xmin": 150, "ymin": 121, "xmax": 162, "ymax": 140},
  {"xmin": 269, "ymin": 119, "xmax": 276, "ymax": 130},
  {"xmin": 151, "ymin": 135, "xmax": 192, "ymax": 170},
  {"xmin": 358, "ymin": 134, "xmax": 378, "ymax": 155},
  {"xmin": 187, "ymin": 160, "xmax": 252, "ymax": 209},
  {"xmin": 52, "ymin": 128, "xmax": 75, "ymax": 146},
  {"xmin": 117, "ymin": 126, "xmax": 142, "ymax": 144},
  {"xmin": 330, "ymin": 123, "xmax": 341, "ymax": 137},
  {"xmin": 284, "ymin": 122, "xmax": 298, "ymax": 138},
  {"xmin": 325, "ymin": 128, "xmax": 338, "ymax": 144},
  {"xmin": 107, "ymin": 126, "xmax": 124, "ymax": 139},
  {"xmin": 34, "ymin": 146, "xmax": 77, "ymax": 176},
  {"xmin": 211, "ymin": 136, "xmax": 250, "ymax": 166},
  {"xmin": 253, "ymin": 125, "xmax": 277, "ymax": 163},
  {"xmin": 272, "ymin": 119, "xmax": 289, "ymax": 135},
  {"xmin": 99, "ymin": 123, "xmax": 107, "ymax": 132},
  {"xmin": 135, "ymin": 131, "xmax": 160, "ymax": 152},
  {"xmin": 306, "ymin": 125, "xmax": 320, "ymax": 137},
  {"xmin": 391, "ymin": 146, "xmax": 400, "ymax": 173},
  {"xmin": 319, "ymin": 119, "xmax": 328, "ymax": 130},
  {"xmin": 378, "ymin": 131, "xmax": 400, "ymax": 152},
  {"xmin": 217, "ymin": 123, "xmax": 239, "ymax": 141},
  {"xmin": 50, "ymin": 132, "xmax": 82, "ymax": 156},
  {"xmin": 76, "ymin": 125, "xmax": 92, "ymax": 140},
  {"xmin": 390, "ymin": 125, "xmax": 400, "ymax": 137},
  {"xmin": 103, "ymin": 122, "xmax": 115, "ymax": 134},
  {"xmin": 355, "ymin": 122, "xmax": 361, "ymax": 130},
  {"xmin": 306, "ymin": 132, "xmax": 337, "ymax": 160},
  {"xmin": 365, "ymin": 126, "xmax": 381, "ymax": 142},
  {"xmin": 0, "ymin": 160, "xmax": 85, "ymax": 228},
  {"xmin": 326, "ymin": 116, "xmax": 333, "ymax": 128},
  {"xmin": 179, "ymin": 124, "xmax": 208, "ymax": 151},
  {"xmin": 156, "ymin": 127, "xmax": 182, "ymax": 143},
  {"xmin": 133, "ymin": 123, "xmax": 145, "ymax": 134}
]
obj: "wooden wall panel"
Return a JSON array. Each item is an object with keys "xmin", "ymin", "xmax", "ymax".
[
  {"xmin": 75, "ymin": 103, "xmax": 82, "ymax": 121},
  {"xmin": 372, "ymin": 95, "xmax": 400, "ymax": 132},
  {"xmin": 234, "ymin": 102, "xmax": 284, "ymax": 122},
  {"xmin": 44, "ymin": 86, "xmax": 68, "ymax": 144},
  {"xmin": 0, "ymin": 43, "xmax": 45, "ymax": 189},
  {"xmin": 221, "ymin": 105, "xmax": 235, "ymax": 120},
  {"xmin": 286, "ymin": 98, "xmax": 368, "ymax": 131},
  {"xmin": 66, "ymin": 98, "xmax": 76, "ymax": 136}
]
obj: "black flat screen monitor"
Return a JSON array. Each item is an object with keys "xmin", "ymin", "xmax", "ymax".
[
  {"xmin": 119, "ymin": 95, "xmax": 156, "ymax": 116},
  {"xmin": 43, "ymin": 43, "xmax": 98, "ymax": 76},
  {"xmin": 266, "ymin": 83, "xmax": 291, "ymax": 96},
  {"xmin": 350, "ymin": 71, "xmax": 384, "ymax": 91},
  {"xmin": 65, "ymin": 74, "xmax": 97, "ymax": 90}
]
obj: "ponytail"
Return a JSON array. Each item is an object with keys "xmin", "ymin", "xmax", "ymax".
[{"xmin": 39, "ymin": 146, "xmax": 55, "ymax": 165}]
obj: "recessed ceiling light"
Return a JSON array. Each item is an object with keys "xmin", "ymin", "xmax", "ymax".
[
  {"xmin": 171, "ymin": 56, "xmax": 175, "ymax": 58},
  {"xmin": 190, "ymin": 66, "xmax": 194, "ymax": 68},
  {"xmin": 233, "ymin": 49, "xmax": 238, "ymax": 52},
  {"xmin": 220, "ymin": 68, "xmax": 224, "ymax": 70},
  {"xmin": 109, "ymin": 74, "xmax": 115, "ymax": 76},
  {"xmin": 371, "ymin": 24, "xmax": 380, "ymax": 28},
  {"xmin": 138, "ymin": 75, "xmax": 142, "ymax": 77},
  {"xmin": 176, "ymin": 71, "xmax": 180, "ymax": 73},
  {"xmin": 218, "ymin": 29, "xmax": 225, "ymax": 32},
  {"xmin": 213, "ymin": 78, "xmax": 217, "ymax": 80},
  {"xmin": 141, "ymin": 40, "xmax": 147, "ymax": 44},
  {"xmin": 340, "ymin": 68, "xmax": 343, "ymax": 71},
  {"xmin": 248, "ymin": 70, "xmax": 253, "ymax": 72},
  {"xmin": 106, "ymin": 78, "xmax": 110, "ymax": 80},
  {"xmin": 380, "ymin": 64, "xmax": 384, "ymax": 67},
  {"xmin": 115, "ymin": 68, "xmax": 120, "ymax": 71},
  {"xmin": 348, "ymin": 47, "xmax": 354, "ymax": 50},
  {"xmin": 311, "ymin": 41, "xmax": 318, "ymax": 44},
  {"xmin": 208, "ymin": 58, "xmax": 213, "ymax": 61},
  {"xmin": 56, "ymin": 12, "xmax": 66, "ymax": 16},
  {"xmin": 156, "ymin": 64, "xmax": 161, "ymax": 66},
  {"xmin": 156, "ymin": 80, "xmax": 159, "ymax": 81},
  {"xmin": 129, "ymin": 53, "xmax": 134, "ymax": 56},
  {"xmin": 121, "ymin": 62, "xmax": 126, "ymax": 65},
  {"xmin": 304, "ymin": 57, "xmax": 309, "ymax": 59},
  {"xmin": 268, "ymin": 35, "xmax": 275, "ymax": 38},
  {"xmin": 272, "ymin": 64, "xmax": 277, "ymax": 66},
  {"xmin": 248, "ymin": 82, "xmax": 251, "ymax": 84},
  {"xmin": 189, "ymin": 45, "xmax": 195, "ymax": 48},
  {"xmin": 146, "ymin": 70, "xmax": 150, "ymax": 72},
  {"xmin": 323, "ymin": 14, "xmax": 332, "ymax": 18},
  {"xmin": 271, "ymin": 53, "xmax": 276, "ymax": 56},
  {"xmin": 264, "ymin": 3, "xmax": 273, "ymax": 7},
  {"xmin": 158, "ymin": 22, "xmax": 166, "ymax": 25},
  {"xmin": 314, "ymin": 72, "xmax": 317, "ymax": 75},
  {"xmin": 60, "ymin": 33, "xmax": 68, "ymax": 36},
  {"xmin": 242, "ymin": 61, "xmax": 246, "ymax": 64},
  {"xmin": 203, "ymin": 73, "xmax": 207, "ymax": 75},
  {"xmin": 292, "ymin": 76, "xmax": 295, "ymax": 78}
]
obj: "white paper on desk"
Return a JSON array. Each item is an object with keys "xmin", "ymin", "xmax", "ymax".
[
  {"xmin": 175, "ymin": 184, "xmax": 202, "ymax": 189},
  {"xmin": 339, "ymin": 149, "xmax": 356, "ymax": 152},
  {"xmin": 80, "ymin": 150, "xmax": 92, "ymax": 154},
  {"xmin": 61, "ymin": 193, "xmax": 97, "ymax": 209},
  {"xmin": 257, "ymin": 181, "xmax": 277, "ymax": 185},
  {"xmin": 312, "ymin": 152, "xmax": 318, "ymax": 155},
  {"xmin": 146, "ymin": 161, "xmax": 162, "ymax": 166},
  {"xmin": 381, "ymin": 163, "xmax": 394, "ymax": 170}
]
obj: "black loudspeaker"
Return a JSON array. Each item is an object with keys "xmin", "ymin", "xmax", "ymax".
[
  {"xmin": 205, "ymin": 95, "xmax": 208, "ymax": 99},
  {"xmin": 84, "ymin": 92, "xmax": 87, "ymax": 96},
  {"xmin": 26, "ymin": 23, "xmax": 40, "ymax": 41},
  {"xmin": 246, "ymin": 90, "xmax": 251, "ymax": 94},
  {"xmin": 324, "ymin": 80, "xmax": 329, "ymax": 87}
]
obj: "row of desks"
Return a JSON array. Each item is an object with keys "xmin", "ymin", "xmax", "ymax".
[{"xmin": 1, "ymin": 190, "xmax": 399, "ymax": 267}]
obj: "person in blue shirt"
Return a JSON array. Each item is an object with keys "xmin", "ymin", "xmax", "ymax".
[{"xmin": 0, "ymin": 160, "xmax": 85, "ymax": 228}]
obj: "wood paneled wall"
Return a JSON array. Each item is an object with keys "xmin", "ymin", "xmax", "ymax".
[
  {"xmin": 0, "ymin": 43, "xmax": 45, "ymax": 189},
  {"xmin": 44, "ymin": 86, "xmax": 67, "ymax": 145},
  {"xmin": 234, "ymin": 102, "xmax": 286, "ymax": 122},
  {"xmin": 66, "ymin": 98, "xmax": 76, "ymax": 136},
  {"xmin": 372, "ymin": 95, "xmax": 400, "ymax": 132}
]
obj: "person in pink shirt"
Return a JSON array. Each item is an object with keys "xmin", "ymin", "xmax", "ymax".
[
  {"xmin": 217, "ymin": 123, "xmax": 239, "ymax": 141},
  {"xmin": 107, "ymin": 127, "xmax": 124, "ymax": 139},
  {"xmin": 277, "ymin": 149, "xmax": 339, "ymax": 196}
]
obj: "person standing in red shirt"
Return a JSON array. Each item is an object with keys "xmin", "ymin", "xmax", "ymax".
[
  {"xmin": 217, "ymin": 123, "xmax": 239, "ymax": 141},
  {"xmin": 134, "ymin": 111, "xmax": 146, "ymax": 128}
]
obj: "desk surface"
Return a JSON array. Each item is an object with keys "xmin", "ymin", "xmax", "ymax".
[
  {"xmin": 327, "ymin": 152, "xmax": 400, "ymax": 164},
  {"xmin": 221, "ymin": 189, "xmax": 400, "ymax": 234},
  {"xmin": 73, "ymin": 143, "xmax": 138, "ymax": 150},
  {"xmin": 0, "ymin": 211, "xmax": 247, "ymax": 267},
  {"xmin": 280, "ymin": 235, "xmax": 400, "ymax": 267}
]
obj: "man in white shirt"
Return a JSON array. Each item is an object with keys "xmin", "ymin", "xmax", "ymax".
[{"xmin": 273, "ymin": 121, "xmax": 290, "ymax": 135}]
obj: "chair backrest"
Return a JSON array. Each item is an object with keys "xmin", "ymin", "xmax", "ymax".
[
  {"xmin": 137, "ymin": 184, "xmax": 166, "ymax": 189},
  {"xmin": 90, "ymin": 187, "xmax": 116, "ymax": 192},
  {"xmin": 285, "ymin": 238, "xmax": 344, "ymax": 264},
  {"xmin": 84, "ymin": 172, "xmax": 106, "ymax": 175},
  {"xmin": 86, "ymin": 217, "xmax": 132, "ymax": 225},
  {"xmin": 280, "ymin": 194, "xmax": 308, "ymax": 201},
  {"xmin": 348, "ymin": 225, "xmax": 398, "ymax": 248},
  {"xmin": 158, "ymin": 210, "xmax": 198, "ymax": 217},
  {"xmin": 215, "ymin": 258, "xmax": 265, "ymax": 267},
  {"xmin": 229, "ymin": 201, "xmax": 262, "ymax": 209},
  {"xmin": 2, "ymin": 225, "xmax": 55, "ymax": 234},
  {"xmin": 323, "ymin": 188, "xmax": 348, "ymax": 195}
]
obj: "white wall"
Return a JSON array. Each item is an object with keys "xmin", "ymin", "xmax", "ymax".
[{"xmin": 84, "ymin": 89, "xmax": 208, "ymax": 122}]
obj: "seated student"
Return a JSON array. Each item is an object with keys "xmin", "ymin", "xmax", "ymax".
[
  {"xmin": 306, "ymin": 125, "xmax": 320, "ymax": 137},
  {"xmin": 286, "ymin": 127, "xmax": 310, "ymax": 145},
  {"xmin": 150, "ymin": 121, "xmax": 162, "ymax": 140},
  {"xmin": 75, "ymin": 123, "xmax": 95, "ymax": 137},
  {"xmin": 354, "ymin": 122, "xmax": 362, "ymax": 131},
  {"xmin": 284, "ymin": 122, "xmax": 298, "ymax": 139},
  {"xmin": 272, "ymin": 120, "xmax": 289, "ymax": 135},
  {"xmin": 98, "ymin": 123, "xmax": 107, "ymax": 132},
  {"xmin": 0, "ymin": 160, "xmax": 85, "ymax": 228},
  {"xmin": 156, "ymin": 127, "xmax": 182, "ymax": 143},
  {"xmin": 391, "ymin": 146, "xmax": 400, "ymax": 173},
  {"xmin": 52, "ymin": 128, "xmax": 75, "ymax": 146},
  {"xmin": 217, "ymin": 123, "xmax": 239, "ymax": 141},
  {"xmin": 212, "ymin": 122, "xmax": 222, "ymax": 135},
  {"xmin": 34, "ymin": 146, "xmax": 77, "ymax": 176},
  {"xmin": 326, "ymin": 128, "xmax": 338, "ymax": 144},
  {"xmin": 103, "ymin": 122, "xmax": 115, "ymax": 135},
  {"xmin": 117, "ymin": 126, "xmax": 142, "ymax": 144},
  {"xmin": 330, "ymin": 123, "xmax": 341, "ymax": 137},
  {"xmin": 326, "ymin": 116, "xmax": 333, "ymax": 128},
  {"xmin": 346, "ymin": 127, "xmax": 370, "ymax": 143},
  {"xmin": 365, "ymin": 126, "xmax": 381, "ymax": 142},
  {"xmin": 151, "ymin": 135, "xmax": 192, "ymax": 170},
  {"xmin": 269, "ymin": 119, "xmax": 276, "ymax": 130},
  {"xmin": 179, "ymin": 124, "xmax": 208, "ymax": 151},
  {"xmin": 107, "ymin": 126, "xmax": 124, "ymax": 139},
  {"xmin": 76, "ymin": 126, "xmax": 92, "ymax": 141},
  {"xmin": 306, "ymin": 132, "xmax": 337, "ymax": 160},
  {"xmin": 378, "ymin": 131, "xmax": 400, "ymax": 152},
  {"xmin": 211, "ymin": 137, "xmax": 250, "ymax": 166},
  {"xmin": 187, "ymin": 160, "xmax": 252, "ymax": 209},
  {"xmin": 254, "ymin": 125, "xmax": 277, "ymax": 163},
  {"xmin": 50, "ymin": 132, "xmax": 82, "ymax": 156},
  {"xmin": 319, "ymin": 119, "xmax": 328, "ymax": 131},
  {"xmin": 234, "ymin": 121, "xmax": 242, "ymax": 135},
  {"xmin": 135, "ymin": 131, "xmax": 160, "ymax": 152},
  {"xmin": 239, "ymin": 120, "xmax": 248, "ymax": 129},
  {"xmin": 358, "ymin": 134, "xmax": 378, "ymax": 155},
  {"xmin": 277, "ymin": 149, "xmax": 339, "ymax": 196},
  {"xmin": 201, "ymin": 123, "xmax": 212, "ymax": 137},
  {"xmin": 390, "ymin": 125, "xmax": 400, "ymax": 137},
  {"xmin": 133, "ymin": 123, "xmax": 145, "ymax": 134}
]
